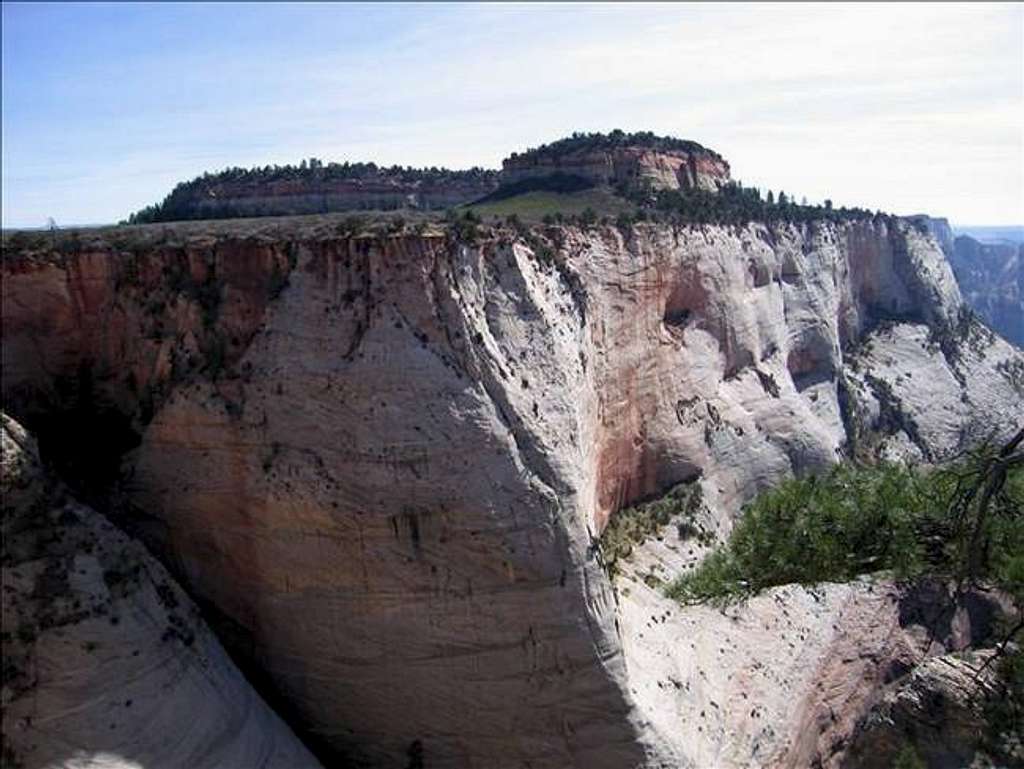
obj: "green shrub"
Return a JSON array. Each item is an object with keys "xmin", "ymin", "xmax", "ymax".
[
  {"xmin": 636, "ymin": 182, "xmax": 878, "ymax": 227},
  {"xmin": 445, "ymin": 208, "xmax": 482, "ymax": 241},
  {"xmin": 892, "ymin": 744, "xmax": 926, "ymax": 769},
  {"xmin": 666, "ymin": 438, "xmax": 1024, "ymax": 606},
  {"xmin": 600, "ymin": 481, "xmax": 706, "ymax": 576},
  {"xmin": 979, "ymin": 643, "xmax": 1024, "ymax": 764}
]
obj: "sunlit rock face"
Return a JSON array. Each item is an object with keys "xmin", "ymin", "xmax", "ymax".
[
  {"xmin": 502, "ymin": 145, "xmax": 731, "ymax": 193},
  {"xmin": 615, "ymin": 569, "xmax": 1009, "ymax": 769},
  {"xmin": 179, "ymin": 174, "xmax": 501, "ymax": 219},
  {"xmin": 0, "ymin": 413, "xmax": 322, "ymax": 769},
  {"xmin": 2, "ymin": 215, "xmax": 1021, "ymax": 768}
]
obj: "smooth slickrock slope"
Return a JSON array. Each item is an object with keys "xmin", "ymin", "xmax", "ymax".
[
  {"xmin": 613, "ymin": 518, "xmax": 1012, "ymax": 768},
  {"xmin": 2, "ymin": 216, "xmax": 1022, "ymax": 767},
  {"xmin": 0, "ymin": 413, "xmax": 322, "ymax": 769}
]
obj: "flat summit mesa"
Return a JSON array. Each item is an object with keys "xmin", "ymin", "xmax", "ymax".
[
  {"xmin": 3, "ymin": 132, "xmax": 1022, "ymax": 769},
  {"xmin": 123, "ymin": 131, "xmax": 730, "ymax": 224}
]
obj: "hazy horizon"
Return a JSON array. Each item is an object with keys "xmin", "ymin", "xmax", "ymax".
[{"xmin": 3, "ymin": 2, "xmax": 1022, "ymax": 229}]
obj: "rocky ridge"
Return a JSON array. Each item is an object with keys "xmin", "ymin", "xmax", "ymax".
[
  {"xmin": 3, "ymin": 208, "xmax": 1022, "ymax": 767},
  {"xmin": 128, "ymin": 166, "xmax": 500, "ymax": 224},
  {"xmin": 127, "ymin": 131, "xmax": 730, "ymax": 224}
]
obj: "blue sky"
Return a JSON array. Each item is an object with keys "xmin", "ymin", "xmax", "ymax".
[{"xmin": 2, "ymin": 2, "xmax": 1021, "ymax": 227}]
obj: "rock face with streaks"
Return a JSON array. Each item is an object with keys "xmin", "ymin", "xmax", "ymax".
[
  {"xmin": 0, "ymin": 413, "xmax": 322, "ymax": 769},
  {"xmin": 907, "ymin": 214, "xmax": 955, "ymax": 257},
  {"xmin": 175, "ymin": 172, "xmax": 500, "ymax": 220},
  {"xmin": 2, "ymin": 212, "xmax": 1022, "ymax": 768},
  {"xmin": 502, "ymin": 141, "xmax": 730, "ymax": 193}
]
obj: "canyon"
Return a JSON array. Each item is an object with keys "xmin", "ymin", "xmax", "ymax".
[
  {"xmin": 2, "ymin": 125, "xmax": 1023, "ymax": 769},
  {"xmin": 3, "ymin": 198, "xmax": 1022, "ymax": 767},
  {"xmin": 910, "ymin": 215, "xmax": 1023, "ymax": 349},
  {"xmin": 948, "ymin": 234, "xmax": 1023, "ymax": 348}
]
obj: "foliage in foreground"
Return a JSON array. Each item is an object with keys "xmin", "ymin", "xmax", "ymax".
[
  {"xmin": 983, "ymin": 645, "xmax": 1024, "ymax": 763},
  {"xmin": 665, "ymin": 436, "xmax": 1024, "ymax": 607}
]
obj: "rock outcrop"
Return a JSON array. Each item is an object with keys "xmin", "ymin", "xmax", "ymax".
[
  {"xmin": 502, "ymin": 136, "xmax": 730, "ymax": 193},
  {"xmin": 0, "ymin": 413, "xmax": 322, "ymax": 769},
  {"xmin": 2, "ymin": 214, "xmax": 1022, "ymax": 767},
  {"xmin": 906, "ymin": 216, "xmax": 1022, "ymax": 348},
  {"xmin": 841, "ymin": 648, "xmax": 1021, "ymax": 768},
  {"xmin": 907, "ymin": 214, "xmax": 954, "ymax": 257}
]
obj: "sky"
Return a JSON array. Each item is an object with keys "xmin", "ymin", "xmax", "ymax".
[{"xmin": 2, "ymin": 2, "xmax": 1022, "ymax": 228}]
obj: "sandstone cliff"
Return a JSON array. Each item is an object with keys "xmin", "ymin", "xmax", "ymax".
[
  {"xmin": 0, "ymin": 413, "xmax": 322, "ymax": 769},
  {"xmin": 2, "ymin": 215, "xmax": 1022, "ymax": 767},
  {"xmin": 948, "ymin": 234, "xmax": 1023, "ymax": 348},
  {"xmin": 907, "ymin": 214, "xmax": 954, "ymax": 257},
  {"xmin": 128, "ymin": 131, "xmax": 730, "ymax": 224},
  {"xmin": 129, "ymin": 165, "xmax": 500, "ymax": 224},
  {"xmin": 906, "ymin": 216, "xmax": 1022, "ymax": 349},
  {"xmin": 502, "ymin": 133, "xmax": 730, "ymax": 194}
]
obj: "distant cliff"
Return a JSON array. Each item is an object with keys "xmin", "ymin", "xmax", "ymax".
[
  {"xmin": 949, "ymin": 234, "xmax": 1023, "ymax": 347},
  {"xmin": 909, "ymin": 216, "xmax": 1022, "ymax": 347},
  {"xmin": 127, "ymin": 131, "xmax": 731, "ymax": 224},
  {"xmin": 501, "ymin": 130, "xmax": 730, "ymax": 194},
  {"xmin": 129, "ymin": 162, "xmax": 500, "ymax": 223}
]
